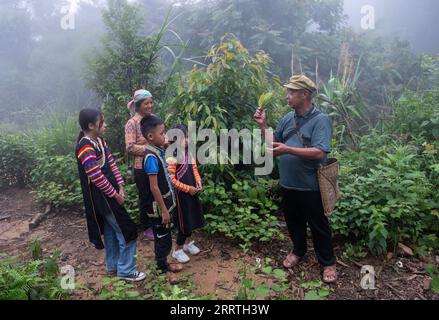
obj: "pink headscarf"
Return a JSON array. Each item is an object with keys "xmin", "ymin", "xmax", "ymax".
[{"xmin": 127, "ymin": 89, "xmax": 153, "ymax": 111}]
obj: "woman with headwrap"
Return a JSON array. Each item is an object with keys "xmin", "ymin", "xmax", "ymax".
[{"xmin": 125, "ymin": 90, "xmax": 156, "ymax": 240}]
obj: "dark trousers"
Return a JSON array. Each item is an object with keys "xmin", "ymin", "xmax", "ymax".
[
  {"xmin": 134, "ymin": 169, "xmax": 152, "ymax": 230},
  {"xmin": 281, "ymin": 187, "xmax": 336, "ymax": 267},
  {"xmin": 176, "ymin": 232, "xmax": 192, "ymax": 246},
  {"xmin": 151, "ymin": 220, "xmax": 172, "ymax": 273}
]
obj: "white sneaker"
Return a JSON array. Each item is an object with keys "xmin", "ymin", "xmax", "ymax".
[
  {"xmin": 172, "ymin": 249, "xmax": 190, "ymax": 263},
  {"xmin": 119, "ymin": 271, "xmax": 146, "ymax": 282},
  {"xmin": 183, "ymin": 241, "xmax": 200, "ymax": 256}
]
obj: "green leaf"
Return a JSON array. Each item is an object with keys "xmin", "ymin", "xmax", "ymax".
[
  {"xmin": 258, "ymin": 92, "xmax": 274, "ymax": 110},
  {"xmin": 255, "ymin": 285, "xmax": 270, "ymax": 297}
]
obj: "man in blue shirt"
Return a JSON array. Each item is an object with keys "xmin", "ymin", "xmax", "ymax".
[{"xmin": 254, "ymin": 75, "xmax": 337, "ymax": 283}]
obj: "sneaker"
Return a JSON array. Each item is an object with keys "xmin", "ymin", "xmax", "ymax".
[
  {"xmin": 183, "ymin": 241, "xmax": 200, "ymax": 255},
  {"xmin": 119, "ymin": 271, "xmax": 146, "ymax": 282},
  {"xmin": 172, "ymin": 249, "xmax": 190, "ymax": 263},
  {"xmin": 144, "ymin": 228, "xmax": 154, "ymax": 241}
]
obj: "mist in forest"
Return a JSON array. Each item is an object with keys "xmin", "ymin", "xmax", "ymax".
[
  {"xmin": 0, "ymin": 0, "xmax": 438, "ymax": 130},
  {"xmin": 344, "ymin": 0, "xmax": 439, "ymax": 54}
]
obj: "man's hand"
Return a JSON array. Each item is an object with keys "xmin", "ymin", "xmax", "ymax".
[
  {"xmin": 162, "ymin": 210, "xmax": 170, "ymax": 225},
  {"xmin": 270, "ymin": 142, "xmax": 291, "ymax": 157},
  {"xmin": 253, "ymin": 108, "xmax": 267, "ymax": 128}
]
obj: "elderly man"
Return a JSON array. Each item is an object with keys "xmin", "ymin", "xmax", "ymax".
[{"xmin": 254, "ymin": 75, "xmax": 337, "ymax": 283}]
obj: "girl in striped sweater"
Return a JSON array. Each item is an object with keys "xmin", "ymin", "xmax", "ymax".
[{"xmin": 76, "ymin": 109, "xmax": 145, "ymax": 282}]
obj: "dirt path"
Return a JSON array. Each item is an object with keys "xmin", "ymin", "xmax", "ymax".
[{"xmin": 1, "ymin": 188, "xmax": 438, "ymax": 300}]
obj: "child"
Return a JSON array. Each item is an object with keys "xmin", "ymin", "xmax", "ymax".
[
  {"xmin": 76, "ymin": 109, "xmax": 145, "ymax": 282},
  {"xmin": 167, "ymin": 124, "xmax": 206, "ymax": 264},
  {"xmin": 140, "ymin": 115, "xmax": 183, "ymax": 284}
]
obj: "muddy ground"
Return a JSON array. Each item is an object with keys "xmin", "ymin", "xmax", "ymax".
[{"xmin": 0, "ymin": 188, "xmax": 438, "ymax": 300}]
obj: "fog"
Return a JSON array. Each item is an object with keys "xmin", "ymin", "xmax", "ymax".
[
  {"xmin": 0, "ymin": 0, "xmax": 438, "ymax": 130},
  {"xmin": 344, "ymin": 0, "xmax": 439, "ymax": 54}
]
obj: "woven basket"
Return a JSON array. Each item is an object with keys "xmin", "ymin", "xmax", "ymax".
[{"xmin": 318, "ymin": 158, "xmax": 341, "ymax": 217}]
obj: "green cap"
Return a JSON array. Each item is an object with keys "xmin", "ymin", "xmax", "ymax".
[{"xmin": 284, "ymin": 75, "xmax": 317, "ymax": 93}]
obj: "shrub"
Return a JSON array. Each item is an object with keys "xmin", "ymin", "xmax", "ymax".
[
  {"xmin": 331, "ymin": 142, "xmax": 436, "ymax": 255},
  {"xmin": 0, "ymin": 239, "xmax": 68, "ymax": 300},
  {"xmin": 30, "ymin": 154, "xmax": 83, "ymax": 209},
  {"xmin": 385, "ymin": 89, "xmax": 439, "ymax": 142},
  {"xmin": 0, "ymin": 133, "xmax": 36, "ymax": 188},
  {"xmin": 200, "ymin": 178, "xmax": 283, "ymax": 251},
  {"xmin": 30, "ymin": 114, "xmax": 79, "ymax": 156}
]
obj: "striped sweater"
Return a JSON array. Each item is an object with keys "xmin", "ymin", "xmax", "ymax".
[
  {"xmin": 166, "ymin": 156, "xmax": 201, "ymax": 193},
  {"xmin": 77, "ymin": 137, "xmax": 123, "ymax": 198}
]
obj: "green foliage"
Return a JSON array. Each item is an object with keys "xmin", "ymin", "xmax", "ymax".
[
  {"xmin": 28, "ymin": 238, "xmax": 43, "ymax": 261},
  {"xmin": 180, "ymin": 0, "xmax": 344, "ymax": 78},
  {"xmin": 425, "ymin": 264, "xmax": 439, "ymax": 294},
  {"xmin": 30, "ymin": 154, "xmax": 83, "ymax": 208},
  {"xmin": 0, "ymin": 113, "xmax": 83, "ymax": 208},
  {"xmin": 0, "ymin": 133, "xmax": 35, "ymax": 188},
  {"xmin": 301, "ymin": 281, "xmax": 331, "ymax": 300},
  {"xmin": 26, "ymin": 114, "xmax": 83, "ymax": 208},
  {"xmin": 170, "ymin": 34, "xmax": 276, "ymax": 130},
  {"xmin": 237, "ymin": 258, "xmax": 291, "ymax": 300},
  {"xmin": 85, "ymin": 0, "xmax": 161, "ymax": 153},
  {"xmin": 331, "ymin": 136, "xmax": 437, "ymax": 255},
  {"xmin": 30, "ymin": 114, "xmax": 78, "ymax": 156},
  {"xmin": 118, "ymin": 167, "xmax": 142, "ymax": 224},
  {"xmin": 0, "ymin": 240, "xmax": 68, "ymax": 300},
  {"xmin": 342, "ymin": 243, "xmax": 368, "ymax": 261},
  {"xmin": 318, "ymin": 69, "xmax": 370, "ymax": 149},
  {"xmin": 200, "ymin": 178, "xmax": 283, "ymax": 251},
  {"xmin": 84, "ymin": 0, "xmax": 181, "ymax": 154},
  {"xmin": 141, "ymin": 260, "xmax": 213, "ymax": 300},
  {"xmin": 169, "ymin": 35, "xmax": 284, "ymax": 180},
  {"xmin": 384, "ymin": 89, "xmax": 439, "ymax": 142},
  {"xmin": 415, "ymin": 234, "xmax": 439, "ymax": 257},
  {"xmin": 102, "ymin": 261, "xmax": 214, "ymax": 300},
  {"xmin": 100, "ymin": 277, "xmax": 142, "ymax": 300}
]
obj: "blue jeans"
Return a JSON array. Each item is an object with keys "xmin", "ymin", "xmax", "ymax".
[{"xmin": 102, "ymin": 212, "xmax": 137, "ymax": 277}]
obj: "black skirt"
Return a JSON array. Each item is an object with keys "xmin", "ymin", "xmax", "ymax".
[{"xmin": 174, "ymin": 164, "xmax": 206, "ymax": 235}]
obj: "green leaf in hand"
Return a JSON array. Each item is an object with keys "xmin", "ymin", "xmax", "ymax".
[{"xmin": 258, "ymin": 92, "xmax": 274, "ymax": 110}]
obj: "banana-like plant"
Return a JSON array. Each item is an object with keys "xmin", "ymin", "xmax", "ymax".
[{"xmin": 317, "ymin": 58, "xmax": 370, "ymax": 150}]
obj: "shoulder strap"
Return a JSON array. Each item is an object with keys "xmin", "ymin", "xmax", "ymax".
[{"xmin": 283, "ymin": 110, "xmax": 322, "ymax": 143}]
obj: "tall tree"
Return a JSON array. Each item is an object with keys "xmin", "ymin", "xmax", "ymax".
[{"xmin": 84, "ymin": 0, "xmax": 163, "ymax": 153}]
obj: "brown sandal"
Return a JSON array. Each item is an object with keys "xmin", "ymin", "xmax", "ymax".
[
  {"xmin": 283, "ymin": 253, "xmax": 302, "ymax": 269},
  {"xmin": 166, "ymin": 272, "xmax": 180, "ymax": 284},
  {"xmin": 168, "ymin": 263, "xmax": 183, "ymax": 273},
  {"xmin": 322, "ymin": 265, "xmax": 337, "ymax": 284}
]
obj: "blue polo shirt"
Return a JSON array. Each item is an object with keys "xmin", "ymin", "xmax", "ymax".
[{"xmin": 274, "ymin": 105, "xmax": 332, "ymax": 191}]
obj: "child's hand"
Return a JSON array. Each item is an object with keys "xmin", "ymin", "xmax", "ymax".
[
  {"xmin": 119, "ymin": 186, "xmax": 125, "ymax": 199},
  {"xmin": 189, "ymin": 186, "xmax": 198, "ymax": 196},
  {"xmin": 115, "ymin": 193, "xmax": 125, "ymax": 206},
  {"xmin": 162, "ymin": 210, "xmax": 171, "ymax": 226},
  {"xmin": 196, "ymin": 181, "xmax": 203, "ymax": 192}
]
